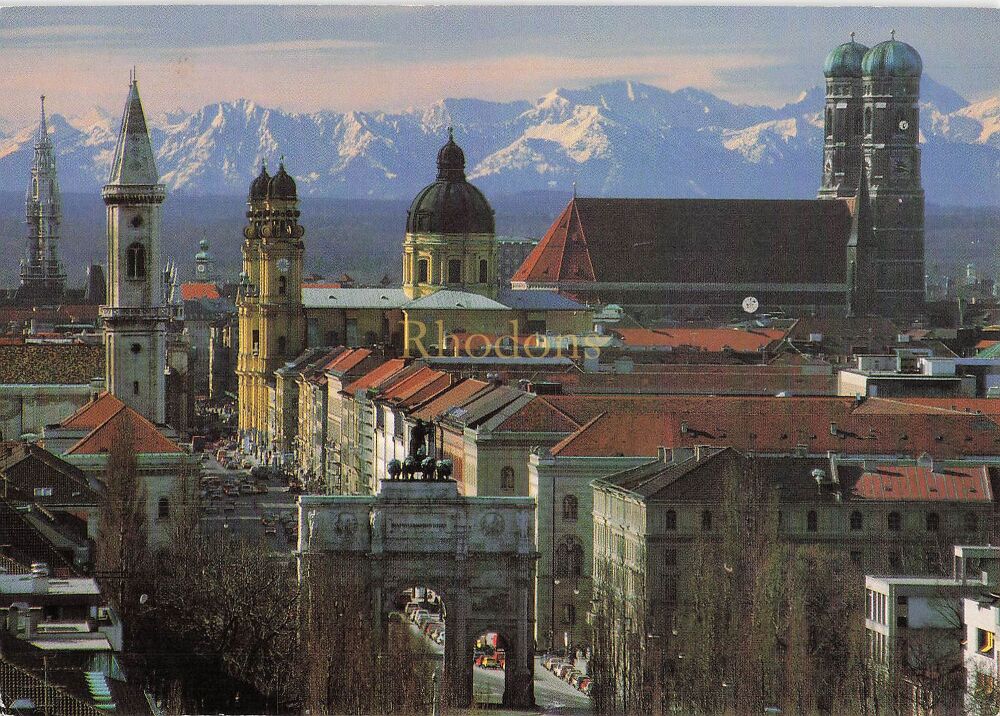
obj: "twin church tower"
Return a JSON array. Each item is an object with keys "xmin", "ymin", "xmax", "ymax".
[{"xmin": 819, "ymin": 32, "xmax": 925, "ymax": 318}]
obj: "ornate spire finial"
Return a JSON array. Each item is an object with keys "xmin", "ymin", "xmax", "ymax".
[
  {"xmin": 891, "ymin": 29, "xmax": 896, "ymax": 41},
  {"xmin": 448, "ymin": 126, "xmax": 454, "ymax": 141},
  {"xmin": 850, "ymin": 32, "xmax": 855, "ymax": 42},
  {"xmin": 279, "ymin": 154, "xmax": 285, "ymax": 167},
  {"xmin": 572, "ymin": 181, "xmax": 577, "ymax": 199}
]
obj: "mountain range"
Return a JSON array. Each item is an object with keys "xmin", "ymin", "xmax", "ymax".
[{"xmin": 0, "ymin": 78, "xmax": 997, "ymax": 206}]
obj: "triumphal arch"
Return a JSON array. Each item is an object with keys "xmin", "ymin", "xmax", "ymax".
[{"xmin": 297, "ymin": 477, "xmax": 538, "ymax": 708}]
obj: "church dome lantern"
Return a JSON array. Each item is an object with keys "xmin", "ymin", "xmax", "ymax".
[
  {"xmin": 267, "ymin": 161, "xmax": 297, "ymax": 201},
  {"xmin": 406, "ymin": 128, "xmax": 494, "ymax": 235},
  {"xmin": 862, "ymin": 33, "xmax": 922, "ymax": 77},
  {"xmin": 823, "ymin": 35, "xmax": 869, "ymax": 77}
]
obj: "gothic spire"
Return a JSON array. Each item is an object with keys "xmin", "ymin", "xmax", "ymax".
[
  {"xmin": 36, "ymin": 95, "xmax": 51, "ymax": 148},
  {"xmin": 107, "ymin": 78, "xmax": 159, "ymax": 186}
]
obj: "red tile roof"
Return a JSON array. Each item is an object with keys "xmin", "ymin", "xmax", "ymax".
[
  {"xmin": 411, "ymin": 379, "xmax": 491, "ymax": 422},
  {"xmin": 380, "ymin": 367, "xmax": 446, "ymax": 403},
  {"xmin": 180, "ymin": 282, "xmax": 221, "ymax": 300},
  {"xmin": 325, "ymin": 348, "xmax": 372, "ymax": 374},
  {"xmin": 613, "ymin": 327, "xmax": 786, "ymax": 352},
  {"xmin": 548, "ymin": 395, "xmax": 1000, "ymax": 459},
  {"xmin": 976, "ymin": 340, "xmax": 1000, "ymax": 350},
  {"xmin": 64, "ymin": 395, "xmax": 182, "ymax": 455},
  {"xmin": 851, "ymin": 465, "xmax": 992, "ymax": 502},
  {"xmin": 512, "ymin": 200, "xmax": 595, "ymax": 284},
  {"xmin": 60, "ymin": 392, "xmax": 125, "ymax": 430},
  {"xmin": 342, "ymin": 359, "xmax": 408, "ymax": 395}
]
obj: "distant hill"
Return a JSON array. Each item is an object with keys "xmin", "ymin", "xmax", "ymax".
[{"xmin": 0, "ymin": 77, "xmax": 996, "ymax": 207}]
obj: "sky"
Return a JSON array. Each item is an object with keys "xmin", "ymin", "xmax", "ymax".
[{"xmin": 0, "ymin": 6, "xmax": 997, "ymax": 127}]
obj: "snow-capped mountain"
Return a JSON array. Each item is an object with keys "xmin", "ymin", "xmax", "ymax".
[{"xmin": 0, "ymin": 78, "xmax": 996, "ymax": 206}]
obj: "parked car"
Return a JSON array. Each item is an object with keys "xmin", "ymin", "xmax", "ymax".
[
  {"xmin": 578, "ymin": 677, "xmax": 591, "ymax": 692},
  {"xmin": 571, "ymin": 673, "xmax": 588, "ymax": 688}
]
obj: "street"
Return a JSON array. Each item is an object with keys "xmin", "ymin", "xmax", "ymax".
[{"xmin": 409, "ymin": 624, "xmax": 591, "ymax": 715}]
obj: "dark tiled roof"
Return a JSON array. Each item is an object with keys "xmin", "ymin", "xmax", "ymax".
[
  {"xmin": 0, "ymin": 443, "xmax": 97, "ymax": 507},
  {"xmin": 0, "ymin": 344, "xmax": 103, "ymax": 385},
  {"xmin": 514, "ymin": 197, "xmax": 852, "ymax": 285}
]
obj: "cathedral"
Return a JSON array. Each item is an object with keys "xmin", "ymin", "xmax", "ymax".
[{"xmin": 514, "ymin": 34, "xmax": 926, "ymax": 322}]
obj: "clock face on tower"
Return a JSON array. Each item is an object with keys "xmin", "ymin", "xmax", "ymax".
[
  {"xmin": 898, "ymin": 119, "xmax": 909, "ymax": 131},
  {"xmin": 196, "ymin": 264, "xmax": 206, "ymax": 274},
  {"xmin": 276, "ymin": 258, "xmax": 290, "ymax": 274}
]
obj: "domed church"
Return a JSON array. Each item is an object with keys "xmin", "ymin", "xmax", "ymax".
[
  {"xmin": 403, "ymin": 128, "xmax": 498, "ymax": 299},
  {"xmin": 514, "ymin": 33, "xmax": 926, "ymax": 322}
]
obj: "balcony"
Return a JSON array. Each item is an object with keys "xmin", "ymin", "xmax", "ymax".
[{"xmin": 99, "ymin": 305, "xmax": 171, "ymax": 321}]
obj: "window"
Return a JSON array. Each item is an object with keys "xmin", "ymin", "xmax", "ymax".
[
  {"xmin": 448, "ymin": 259, "xmax": 462, "ymax": 284},
  {"xmin": 479, "ymin": 259, "xmax": 488, "ymax": 284},
  {"xmin": 887, "ymin": 512, "xmax": 902, "ymax": 531},
  {"xmin": 562, "ymin": 604, "xmax": 576, "ymax": 626},
  {"xmin": 277, "ymin": 336, "xmax": 287, "ymax": 356},
  {"xmin": 807, "ymin": 510, "xmax": 818, "ymax": 533},
  {"xmin": 417, "ymin": 259, "xmax": 429, "ymax": 283},
  {"xmin": 701, "ymin": 510, "xmax": 712, "ymax": 531},
  {"xmin": 853, "ymin": 110, "xmax": 863, "ymax": 136},
  {"xmin": 34, "ymin": 487, "xmax": 53, "ymax": 498},
  {"xmin": 133, "ymin": 381, "xmax": 140, "ymax": 396},
  {"xmin": 664, "ymin": 549, "xmax": 676, "ymax": 566},
  {"xmin": 325, "ymin": 331, "xmax": 338, "ymax": 345},
  {"xmin": 252, "ymin": 329, "xmax": 260, "ymax": 354},
  {"xmin": 126, "ymin": 242, "xmax": 146, "ymax": 279},
  {"xmin": 926, "ymin": 512, "xmax": 940, "ymax": 532},
  {"xmin": 278, "ymin": 275, "xmax": 287, "ymax": 296},
  {"xmin": 555, "ymin": 538, "xmax": 584, "ymax": 577},
  {"xmin": 851, "ymin": 551, "xmax": 862, "ymax": 566},
  {"xmin": 158, "ymin": 497, "xmax": 170, "ymax": 520},
  {"xmin": 500, "ymin": 466, "xmax": 514, "ymax": 491},
  {"xmin": 889, "ymin": 550, "xmax": 902, "ymax": 570},
  {"xmin": 825, "ymin": 107, "xmax": 833, "ymax": 137},
  {"xmin": 864, "ymin": 107, "xmax": 872, "ymax": 135},
  {"xmin": 130, "ymin": 343, "xmax": 142, "ymax": 354},
  {"xmin": 965, "ymin": 512, "xmax": 979, "ymax": 533},
  {"xmin": 130, "ymin": 214, "xmax": 143, "ymax": 228},
  {"xmin": 664, "ymin": 510, "xmax": 677, "ymax": 531},
  {"xmin": 563, "ymin": 494, "xmax": 578, "ymax": 521},
  {"xmin": 850, "ymin": 511, "xmax": 863, "ymax": 531}
]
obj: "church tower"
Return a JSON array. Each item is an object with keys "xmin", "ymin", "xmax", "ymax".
[
  {"xmin": 236, "ymin": 162, "xmax": 306, "ymax": 451},
  {"xmin": 403, "ymin": 129, "xmax": 497, "ymax": 299},
  {"xmin": 818, "ymin": 35, "xmax": 868, "ymax": 199},
  {"xmin": 860, "ymin": 32, "xmax": 925, "ymax": 318},
  {"xmin": 101, "ymin": 77, "xmax": 167, "ymax": 424},
  {"xmin": 17, "ymin": 96, "xmax": 66, "ymax": 305}
]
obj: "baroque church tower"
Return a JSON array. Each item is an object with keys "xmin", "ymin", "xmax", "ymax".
[
  {"xmin": 821, "ymin": 33, "xmax": 925, "ymax": 318},
  {"xmin": 101, "ymin": 78, "xmax": 167, "ymax": 424},
  {"xmin": 236, "ymin": 162, "xmax": 306, "ymax": 450},
  {"xmin": 17, "ymin": 96, "xmax": 66, "ymax": 305}
]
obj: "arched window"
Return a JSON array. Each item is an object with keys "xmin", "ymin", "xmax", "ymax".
[
  {"xmin": 926, "ymin": 512, "xmax": 940, "ymax": 532},
  {"xmin": 278, "ymin": 275, "xmax": 287, "ymax": 296},
  {"xmin": 562, "ymin": 494, "xmax": 578, "ymax": 521},
  {"xmin": 126, "ymin": 243, "xmax": 146, "ymax": 279},
  {"xmin": 807, "ymin": 510, "xmax": 818, "ymax": 533},
  {"xmin": 825, "ymin": 108, "xmax": 833, "ymax": 137},
  {"xmin": 448, "ymin": 259, "xmax": 462, "ymax": 284},
  {"xmin": 701, "ymin": 510, "xmax": 712, "ymax": 532},
  {"xmin": 664, "ymin": 510, "xmax": 677, "ymax": 531},
  {"xmin": 864, "ymin": 107, "xmax": 873, "ymax": 136},
  {"xmin": 479, "ymin": 259, "xmax": 488, "ymax": 284},
  {"xmin": 158, "ymin": 497, "xmax": 170, "ymax": 520},
  {"xmin": 850, "ymin": 511, "xmax": 863, "ymax": 531},
  {"xmin": 417, "ymin": 259, "xmax": 429, "ymax": 283},
  {"xmin": 965, "ymin": 512, "xmax": 979, "ymax": 533},
  {"xmin": 887, "ymin": 512, "xmax": 902, "ymax": 531},
  {"xmin": 277, "ymin": 336, "xmax": 287, "ymax": 356},
  {"xmin": 555, "ymin": 537, "xmax": 584, "ymax": 577},
  {"xmin": 500, "ymin": 466, "xmax": 514, "ymax": 491},
  {"xmin": 854, "ymin": 110, "xmax": 863, "ymax": 136}
]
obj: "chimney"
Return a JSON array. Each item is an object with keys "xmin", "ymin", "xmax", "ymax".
[{"xmin": 657, "ymin": 446, "xmax": 670, "ymax": 463}]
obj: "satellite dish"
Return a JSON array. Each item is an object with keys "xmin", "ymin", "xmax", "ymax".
[{"xmin": 742, "ymin": 296, "xmax": 759, "ymax": 314}]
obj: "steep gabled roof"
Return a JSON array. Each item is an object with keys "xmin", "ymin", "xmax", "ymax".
[
  {"xmin": 513, "ymin": 197, "xmax": 852, "ymax": 286},
  {"xmin": 342, "ymin": 359, "xmax": 408, "ymax": 395},
  {"xmin": 0, "ymin": 443, "xmax": 97, "ymax": 506},
  {"xmin": 180, "ymin": 282, "xmax": 221, "ymax": 300},
  {"xmin": 59, "ymin": 392, "xmax": 125, "ymax": 430},
  {"xmin": 66, "ymin": 401, "xmax": 182, "ymax": 456},
  {"xmin": 107, "ymin": 81, "xmax": 159, "ymax": 186},
  {"xmin": 325, "ymin": 348, "xmax": 372, "ymax": 375}
]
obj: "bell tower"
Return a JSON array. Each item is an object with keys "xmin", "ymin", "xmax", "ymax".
[
  {"xmin": 236, "ymin": 161, "xmax": 306, "ymax": 452},
  {"xmin": 861, "ymin": 31, "xmax": 925, "ymax": 318},
  {"xmin": 818, "ymin": 35, "xmax": 868, "ymax": 199},
  {"xmin": 101, "ymin": 76, "xmax": 167, "ymax": 424}
]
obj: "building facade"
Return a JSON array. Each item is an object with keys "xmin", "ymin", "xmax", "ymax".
[{"xmin": 100, "ymin": 79, "xmax": 168, "ymax": 425}]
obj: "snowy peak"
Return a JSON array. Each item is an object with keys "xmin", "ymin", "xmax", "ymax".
[{"xmin": 0, "ymin": 79, "xmax": 995, "ymax": 206}]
